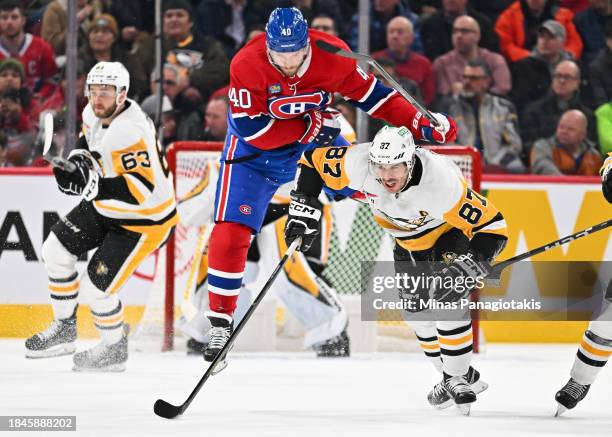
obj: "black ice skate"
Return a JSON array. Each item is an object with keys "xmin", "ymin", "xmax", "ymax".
[
  {"xmin": 203, "ymin": 314, "xmax": 233, "ymax": 375},
  {"xmin": 186, "ymin": 338, "xmax": 207, "ymax": 355},
  {"xmin": 428, "ymin": 366, "xmax": 488, "ymax": 410},
  {"xmin": 25, "ymin": 310, "xmax": 77, "ymax": 358},
  {"xmin": 313, "ymin": 329, "xmax": 350, "ymax": 357},
  {"xmin": 72, "ymin": 325, "xmax": 128, "ymax": 372},
  {"xmin": 442, "ymin": 372, "xmax": 477, "ymax": 415},
  {"xmin": 555, "ymin": 378, "xmax": 591, "ymax": 416}
]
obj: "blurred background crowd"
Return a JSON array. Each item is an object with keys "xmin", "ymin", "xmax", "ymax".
[{"xmin": 0, "ymin": 0, "xmax": 610, "ymax": 176}]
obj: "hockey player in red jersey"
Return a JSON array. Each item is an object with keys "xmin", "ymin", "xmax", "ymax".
[{"xmin": 203, "ymin": 6, "xmax": 458, "ymax": 370}]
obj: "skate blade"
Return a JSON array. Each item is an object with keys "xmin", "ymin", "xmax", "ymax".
[
  {"xmin": 472, "ymin": 380, "xmax": 489, "ymax": 395},
  {"xmin": 210, "ymin": 358, "xmax": 228, "ymax": 375},
  {"xmin": 457, "ymin": 404, "xmax": 471, "ymax": 416},
  {"xmin": 25, "ymin": 343, "xmax": 76, "ymax": 359},
  {"xmin": 555, "ymin": 404, "xmax": 567, "ymax": 417},
  {"xmin": 72, "ymin": 363, "xmax": 126, "ymax": 372}
]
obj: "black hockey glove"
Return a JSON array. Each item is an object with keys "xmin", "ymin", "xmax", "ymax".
[
  {"xmin": 284, "ymin": 190, "xmax": 322, "ymax": 252},
  {"xmin": 299, "ymin": 110, "xmax": 341, "ymax": 147},
  {"xmin": 602, "ymin": 167, "xmax": 612, "ymax": 204},
  {"xmin": 53, "ymin": 150, "xmax": 100, "ymax": 199},
  {"xmin": 432, "ymin": 253, "xmax": 490, "ymax": 304}
]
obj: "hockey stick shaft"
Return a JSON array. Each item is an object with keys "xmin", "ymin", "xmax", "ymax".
[
  {"xmin": 436, "ymin": 219, "xmax": 612, "ymax": 302},
  {"xmin": 315, "ymin": 40, "xmax": 440, "ymax": 127},
  {"xmin": 154, "ymin": 237, "xmax": 302, "ymax": 419},
  {"xmin": 41, "ymin": 112, "xmax": 77, "ymax": 172},
  {"xmin": 489, "ymin": 218, "xmax": 612, "ymax": 277}
]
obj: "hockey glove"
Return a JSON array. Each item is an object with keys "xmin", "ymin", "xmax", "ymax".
[
  {"xmin": 432, "ymin": 253, "xmax": 489, "ymax": 303},
  {"xmin": 299, "ymin": 110, "xmax": 341, "ymax": 146},
  {"xmin": 53, "ymin": 166, "xmax": 85, "ymax": 196},
  {"xmin": 602, "ymin": 165, "xmax": 612, "ymax": 204},
  {"xmin": 415, "ymin": 112, "xmax": 457, "ymax": 144},
  {"xmin": 285, "ymin": 190, "xmax": 322, "ymax": 252}
]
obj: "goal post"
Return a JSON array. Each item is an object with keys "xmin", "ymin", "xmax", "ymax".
[{"xmin": 148, "ymin": 141, "xmax": 483, "ymax": 352}]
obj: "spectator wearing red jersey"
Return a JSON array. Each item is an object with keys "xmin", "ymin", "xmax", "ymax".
[
  {"xmin": 0, "ymin": 0, "xmax": 59, "ymax": 98},
  {"xmin": 0, "ymin": 87, "xmax": 36, "ymax": 166},
  {"xmin": 372, "ymin": 16, "xmax": 435, "ymax": 105},
  {"xmin": 495, "ymin": 0, "xmax": 583, "ymax": 62}
]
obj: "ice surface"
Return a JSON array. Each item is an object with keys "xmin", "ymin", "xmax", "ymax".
[{"xmin": 2, "ymin": 341, "xmax": 612, "ymax": 437}]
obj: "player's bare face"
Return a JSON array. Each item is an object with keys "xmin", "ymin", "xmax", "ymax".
[
  {"xmin": 372, "ymin": 163, "xmax": 409, "ymax": 193},
  {"xmin": 88, "ymin": 84, "xmax": 118, "ymax": 119},
  {"xmin": 268, "ymin": 47, "xmax": 308, "ymax": 77}
]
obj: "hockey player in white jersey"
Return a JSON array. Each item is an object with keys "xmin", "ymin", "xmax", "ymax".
[
  {"xmin": 554, "ymin": 152, "xmax": 612, "ymax": 416},
  {"xmin": 286, "ymin": 125, "xmax": 508, "ymax": 413},
  {"xmin": 25, "ymin": 62, "xmax": 178, "ymax": 371},
  {"xmin": 176, "ymin": 160, "xmax": 349, "ymax": 358}
]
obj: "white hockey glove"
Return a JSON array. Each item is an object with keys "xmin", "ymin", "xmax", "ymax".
[
  {"xmin": 432, "ymin": 253, "xmax": 490, "ymax": 303},
  {"xmin": 284, "ymin": 190, "xmax": 322, "ymax": 252}
]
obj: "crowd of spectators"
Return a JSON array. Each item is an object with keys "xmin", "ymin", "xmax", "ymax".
[{"xmin": 0, "ymin": 0, "xmax": 610, "ymax": 177}]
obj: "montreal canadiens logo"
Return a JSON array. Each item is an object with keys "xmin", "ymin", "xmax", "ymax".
[
  {"xmin": 268, "ymin": 92, "xmax": 330, "ymax": 119},
  {"xmin": 239, "ymin": 204, "xmax": 252, "ymax": 215}
]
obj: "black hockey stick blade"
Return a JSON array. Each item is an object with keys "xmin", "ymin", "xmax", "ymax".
[
  {"xmin": 153, "ymin": 238, "xmax": 302, "ymax": 419},
  {"xmin": 153, "ymin": 399, "xmax": 183, "ymax": 419},
  {"xmin": 315, "ymin": 40, "xmax": 370, "ymax": 62}
]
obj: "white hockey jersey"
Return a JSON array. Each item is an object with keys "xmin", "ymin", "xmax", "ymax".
[
  {"xmin": 300, "ymin": 143, "xmax": 508, "ymax": 252},
  {"xmin": 81, "ymin": 99, "xmax": 176, "ymax": 223}
]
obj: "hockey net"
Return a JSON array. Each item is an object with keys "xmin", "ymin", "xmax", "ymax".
[{"xmin": 135, "ymin": 141, "xmax": 482, "ymax": 352}]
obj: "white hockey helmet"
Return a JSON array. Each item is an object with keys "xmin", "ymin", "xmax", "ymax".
[
  {"xmin": 368, "ymin": 125, "xmax": 417, "ymax": 191},
  {"xmin": 86, "ymin": 61, "xmax": 130, "ymax": 104}
]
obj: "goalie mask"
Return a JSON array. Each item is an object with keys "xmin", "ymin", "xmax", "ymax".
[{"xmin": 368, "ymin": 125, "xmax": 417, "ymax": 193}]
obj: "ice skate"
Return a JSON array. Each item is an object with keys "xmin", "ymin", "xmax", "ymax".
[
  {"xmin": 25, "ymin": 310, "xmax": 77, "ymax": 358},
  {"xmin": 72, "ymin": 325, "xmax": 128, "ymax": 372},
  {"xmin": 313, "ymin": 329, "xmax": 350, "ymax": 358},
  {"xmin": 186, "ymin": 338, "xmax": 207, "ymax": 356},
  {"xmin": 203, "ymin": 315, "xmax": 233, "ymax": 375},
  {"xmin": 442, "ymin": 373, "xmax": 477, "ymax": 415},
  {"xmin": 428, "ymin": 367, "xmax": 487, "ymax": 410},
  {"xmin": 555, "ymin": 378, "xmax": 590, "ymax": 416}
]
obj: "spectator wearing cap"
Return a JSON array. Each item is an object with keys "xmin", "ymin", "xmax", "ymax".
[
  {"xmin": 589, "ymin": 21, "xmax": 612, "ymax": 107},
  {"xmin": 372, "ymin": 16, "xmax": 435, "ymax": 105},
  {"xmin": 420, "ymin": 0, "xmax": 498, "ymax": 60},
  {"xmin": 140, "ymin": 94, "xmax": 177, "ymax": 146},
  {"xmin": 143, "ymin": 0, "xmax": 229, "ymax": 103},
  {"xmin": 433, "ymin": 15, "xmax": 511, "ymax": 98},
  {"xmin": 42, "ymin": 0, "xmax": 97, "ymax": 57},
  {"xmin": 510, "ymin": 19, "xmax": 575, "ymax": 112},
  {"xmin": 495, "ymin": 0, "xmax": 583, "ymax": 62},
  {"xmin": 79, "ymin": 14, "xmax": 148, "ymax": 101},
  {"xmin": 146, "ymin": 63, "xmax": 203, "ymax": 142},
  {"xmin": 201, "ymin": 96, "xmax": 230, "ymax": 142},
  {"xmin": 530, "ymin": 109, "xmax": 602, "ymax": 175},
  {"xmin": 349, "ymin": 0, "xmax": 423, "ymax": 54},
  {"xmin": 438, "ymin": 59, "xmax": 525, "ymax": 173},
  {"xmin": 0, "ymin": 0, "xmax": 58, "ymax": 99},
  {"xmin": 574, "ymin": 0, "xmax": 612, "ymax": 63},
  {"xmin": 0, "ymin": 87, "xmax": 36, "ymax": 166},
  {"xmin": 521, "ymin": 60, "xmax": 596, "ymax": 149}
]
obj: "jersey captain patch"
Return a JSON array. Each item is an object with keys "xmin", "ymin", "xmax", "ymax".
[{"xmin": 267, "ymin": 91, "xmax": 331, "ymax": 119}]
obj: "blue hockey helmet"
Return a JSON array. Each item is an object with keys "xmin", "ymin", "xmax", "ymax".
[{"xmin": 265, "ymin": 7, "xmax": 309, "ymax": 53}]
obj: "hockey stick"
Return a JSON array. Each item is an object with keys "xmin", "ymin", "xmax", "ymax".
[
  {"xmin": 41, "ymin": 112, "xmax": 76, "ymax": 172},
  {"xmin": 437, "ymin": 219, "xmax": 612, "ymax": 302},
  {"xmin": 315, "ymin": 40, "xmax": 440, "ymax": 128},
  {"xmin": 154, "ymin": 237, "xmax": 302, "ymax": 419}
]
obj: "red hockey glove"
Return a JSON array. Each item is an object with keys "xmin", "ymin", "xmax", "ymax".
[
  {"xmin": 299, "ymin": 110, "xmax": 342, "ymax": 146},
  {"xmin": 415, "ymin": 112, "xmax": 458, "ymax": 144}
]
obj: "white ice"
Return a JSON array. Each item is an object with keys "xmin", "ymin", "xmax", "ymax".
[{"xmin": 2, "ymin": 341, "xmax": 612, "ymax": 437}]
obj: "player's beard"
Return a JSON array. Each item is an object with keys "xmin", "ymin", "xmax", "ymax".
[{"xmin": 93, "ymin": 102, "xmax": 118, "ymax": 119}]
